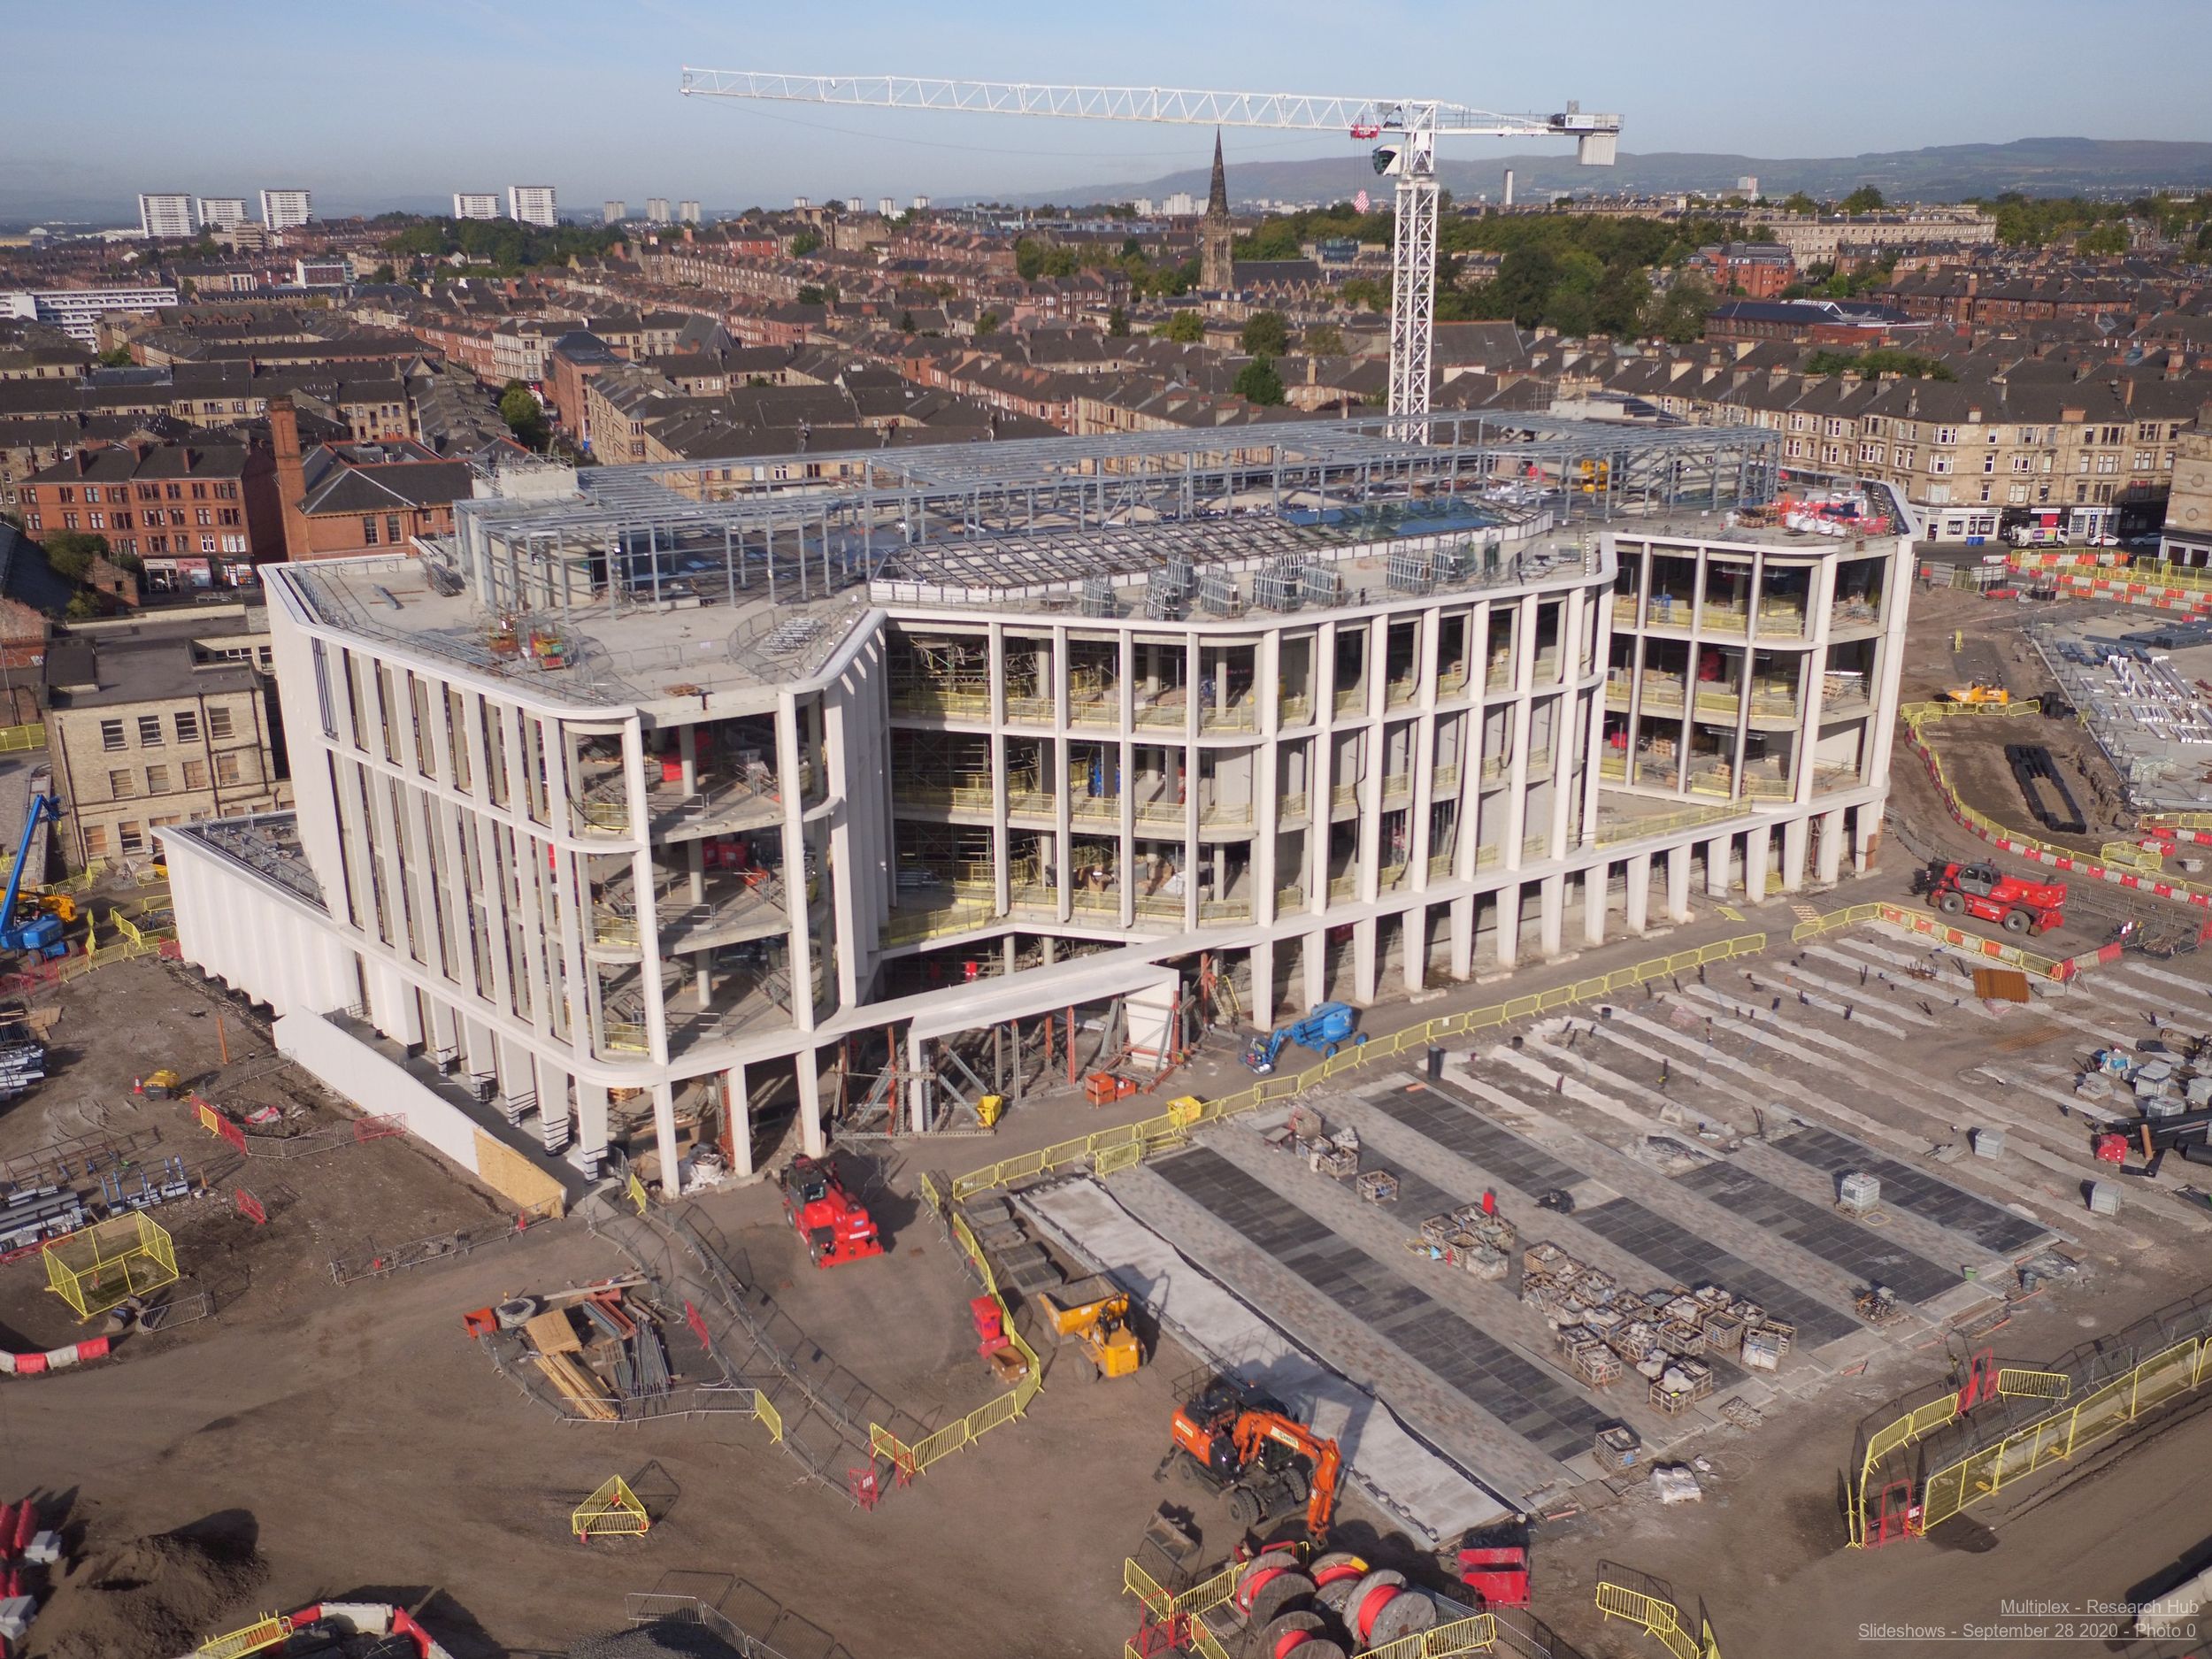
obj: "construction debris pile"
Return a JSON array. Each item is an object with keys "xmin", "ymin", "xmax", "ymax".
[
  {"xmin": 25, "ymin": 1517, "xmax": 265, "ymax": 1659},
  {"xmin": 1263, "ymin": 1100, "xmax": 1385, "ymax": 1189},
  {"xmin": 1522, "ymin": 1245, "xmax": 1795, "ymax": 1400},
  {"xmin": 474, "ymin": 1279, "xmax": 672, "ymax": 1424}
]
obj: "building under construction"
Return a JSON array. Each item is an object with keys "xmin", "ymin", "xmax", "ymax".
[{"xmin": 156, "ymin": 413, "xmax": 1909, "ymax": 1204}]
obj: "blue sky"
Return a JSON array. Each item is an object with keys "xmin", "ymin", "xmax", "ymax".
[{"xmin": 3, "ymin": 0, "xmax": 2208, "ymax": 219}]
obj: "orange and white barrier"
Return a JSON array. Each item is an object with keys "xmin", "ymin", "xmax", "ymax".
[{"xmin": 0, "ymin": 1336, "xmax": 110, "ymax": 1377}]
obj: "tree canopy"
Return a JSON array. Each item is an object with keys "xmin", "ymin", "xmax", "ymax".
[
  {"xmin": 1233, "ymin": 357, "xmax": 1286, "ymax": 406},
  {"xmin": 1839, "ymin": 186, "xmax": 1886, "ymax": 214},
  {"xmin": 1107, "ymin": 304, "xmax": 1131, "ymax": 337},
  {"xmin": 379, "ymin": 216, "xmax": 619, "ymax": 276},
  {"xmin": 1802, "ymin": 348, "xmax": 1955, "ymax": 381},
  {"xmin": 1302, "ymin": 322, "xmax": 1343, "ymax": 356},
  {"xmin": 498, "ymin": 381, "xmax": 549, "ymax": 449},
  {"xmin": 41, "ymin": 530, "xmax": 108, "ymax": 582},
  {"xmin": 1239, "ymin": 310, "xmax": 1291, "ymax": 357},
  {"xmin": 1157, "ymin": 311, "xmax": 1206, "ymax": 343}
]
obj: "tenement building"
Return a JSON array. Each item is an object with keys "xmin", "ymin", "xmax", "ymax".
[{"xmin": 158, "ymin": 416, "xmax": 1906, "ymax": 1215}]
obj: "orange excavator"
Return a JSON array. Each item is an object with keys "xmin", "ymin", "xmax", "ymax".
[{"xmin": 1167, "ymin": 1376, "xmax": 1342, "ymax": 1535}]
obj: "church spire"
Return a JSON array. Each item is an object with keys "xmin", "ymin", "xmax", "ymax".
[{"xmin": 1205, "ymin": 127, "xmax": 1229, "ymax": 219}]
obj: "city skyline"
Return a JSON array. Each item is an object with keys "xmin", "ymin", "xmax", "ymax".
[{"xmin": 4, "ymin": 0, "xmax": 2211, "ymax": 221}]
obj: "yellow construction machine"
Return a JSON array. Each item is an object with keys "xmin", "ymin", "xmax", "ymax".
[
  {"xmin": 1036, "ymin": 1274, "xmax": 1144, "ymax": 1382},
  {"xmin": 1945, "ymin": 680, "xmax": 2010, "ymax": 706}
]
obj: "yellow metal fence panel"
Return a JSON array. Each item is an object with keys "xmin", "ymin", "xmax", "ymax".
[
  {"xmin": 1996, "ymin": 1367, "xmax": 2071, "ymax": 1400},
  {"xmin": 1595, "ymin": 1584, "xmax": 1699, "ymax": 1659},
  {"xmin": 196, "ymin": 1615, "xmax": 293, "ymax": 1658},
  {"xmin": 572, "ymin": 1474, "xmax": 649, "ymax": 1539}
]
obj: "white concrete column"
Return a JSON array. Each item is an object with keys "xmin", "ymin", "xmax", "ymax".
[
  {"xmin": 1583, "ymin": 864, "xmax": 1609, "ymax": 947},
  {"xmin": 1816, "ymin": 808, "xmax": 1845, "ymax": 885},
  {"xmin": 1539, "ymin": 872, "xmax": 1565, "ymax": 956},
  {"xmin": 678, "ymin": 723, "xmax": 699, "ymax": 795},
  {"xmin": 1449, "ymin": 893, "xmax": 1474, "ymax": 979},
  {"xmin": 725, "ymin": 1064, "xmax": 753, "ymax": 1178},
  {"xmin": 1744, "ymin": 825, "xmax": 1771, "ymax": 903},
  {"xmin": 1249, "ymin": 939, "xmax": 1276, "ymax": 1032},
  {"xmin": 1705, "ymin": 834, "xmax": 1733, "ymax": 898},
  {"xmin": 1302, "ymin": 930, "xmax": 1326, "ymax": 1009},
  {"xmin": 575, "ymin": 1079, "xmax": 610, "ymax": 1170},
  {"xmin": 1666, "ymin": 845, "xmax": 1693, "ymax": 922},
  {"xmin": 1495, "ymin": 883, "xmax": 1521, "ymax": 969},
  {"xmin": 795, "ymin": 1048, "xmax": 826, "ymax": 1158},
  {"xmin": 649, "ymin": 1079, "xmax": 680, "ymax": 1194},
  {"xmin": 1780, "ymin": 816, "xmax": 1810, "ymax": 892},
  {"xmin": 1352, "ymin": 917, "xmax": 1378, "ymax": 1004},
  {"xmin": 1853, "ymin": 805, "xmax": 1877, "ymax": 873}
]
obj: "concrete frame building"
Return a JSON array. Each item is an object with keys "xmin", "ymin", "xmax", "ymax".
[
  {"xmin": 509, "ymin": 186, "xmax": 558, "ymax": 228},
  {"xmin": 198, "ymin": 196, "xmax": 250, "ymax": 231},
  {"xmin": 161, "ymin": 415, "xmax": 1907, "ymax": 1216},
  {"xmin": 137, "ymin": 193, "xmax": 196, "ymax": 240},
  {"xmin": 258, "ymin": 188, "xmax": 312, "ymax": 231},
  {"xmin": 452, "ymin": 192, "xmax": 502, "ymax": 221}
]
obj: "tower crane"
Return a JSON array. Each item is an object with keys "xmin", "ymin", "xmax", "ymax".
[{"xmin": 678, "ymin": 72, "xmax": 1619, "ymax": 426}]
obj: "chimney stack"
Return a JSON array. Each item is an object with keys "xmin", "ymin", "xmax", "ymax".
[{"xmin": 269, "ymin": 396, "xmax": 310, "ymax": 562}]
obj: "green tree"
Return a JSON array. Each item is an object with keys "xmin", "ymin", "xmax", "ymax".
[
  {"xmin": 796, "ymin": 284, "xmax": 830, "ymax": 306},
  {"xmin": 976, "ymin": 310, "xmax": 1000, "ymax": 337},
  {"xmin": 1803, "ymin": 347, "xmax": 1955, "ymax": 381},
  {"xmin": 2077, "ymin": 224, "xmax": 2128, "ymax": 255},
  {"xmin": 1302, "ymin": 322, "xmax": 1343, "ymax": 356},
  {"xmin": 1240, "ymin": 310, "xmax": 1291, "ymax": 357},
  {"xmin": 1781, "ymin": 191, "xmax": 1819, "ymax": 216},
  {"xmin": 1107, "ymin": 304, "xmax": 1131, "ymax": 337},
  {"xmin": 789, "ymin": 230, "xmax": 822, "ymax": 257},
  {"xmin": 899, "ymin": 310, "xmax": 917, "ymax": 333},
  {"xmin": 1161, "ymin": 311, "xmax": 1205, "ymax": 343},
  {"xmin": 1840, "ymin": 186, "xmax": 1886, "ymax": 215},
  {"xmin": 95, "ymin": 346, "xmax": 134, "ymax": 368},
  {"xmin": 1339, "ymin": 276, "xmax": 1390, "ymax": 311},
  {"xmin": 1233, "ymin": 357, "xmax": 1286, "ymax": 405},
  {"xmin": 1642, "ymin": 276, "xmax": 1717, "ymax": 344},
  {"xmin": 368, "ymin": 263, "xmax": 396, "ymax": 284},
  {"xmin": 42, "ymin": 530, "xmax": 109, "ymax": 581},
  {"xmin": 498, "ymin": 381, "xmax": 549, "ymax": 449}
]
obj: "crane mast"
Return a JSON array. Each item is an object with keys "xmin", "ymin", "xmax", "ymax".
[{"xmin": 680, "ymin": 71, "xmax": 1619, "ymax": 426}]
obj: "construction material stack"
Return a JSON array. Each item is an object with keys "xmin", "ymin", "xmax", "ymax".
[{"xmin": 1522, "ymin": 1246, "xmax": 1791, "ymax": 1385}]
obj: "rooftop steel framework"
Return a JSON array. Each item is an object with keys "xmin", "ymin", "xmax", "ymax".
[{"xmin": 449, "ymin": 412, "xmax": 1778, "ymax": 618}]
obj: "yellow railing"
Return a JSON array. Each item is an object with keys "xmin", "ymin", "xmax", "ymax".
[
  {"xmin": 0, "ymin": 721, "xmax": 44, "ymax": 753},
  {"xmin": 1591, "ymin": 799, "xmax": 1750, "ymax": 848},
  {"xmin": 1921, "ymin": 1334, "xmax": 2212, "ymax": 1532},
  {"xmin": 871, "ymin": 1187, "xmax": 1041, "ymax": 1477},
  {"xmin": 881, "ymin": 900, "xmax": 997, "ymax": 946},
  {"xmin": 947, "ymin": 930, "xmax": 1771, "ymax": 1204},
  {"xmin": 1279, "ymin": 693, "xmax": 1312, "ymax": 726},
  {"xmin": 601, "ymin": 1019, "xmax": 649, "ymax": 1055},
  {"xmin": 1596, "ymin": 1582, "xmax": 1719, "ymax": 1659},
  {"xmin": 1872, "ymin": 902, "xmax": 2068, "ymax": 980},
  {"xmin": 44, "ymin": 1210, "xmax": 178, "ymax": 1320},
  {"xmin": 572, "ymin": 1473, "xmax": 650, "ymax": 1540},
  {"xmin": 1279, "ymin": 791, "xmax": 1308, "ymax": 821},
  {"xmin": 196, "ymin": 1616, "xmax": 293, "ymax": 1659}
]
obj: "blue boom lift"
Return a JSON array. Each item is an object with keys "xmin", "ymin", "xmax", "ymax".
[
  {"xmin": 1244, "ymin": 1002, "xmax": 1366, "ymax": 1075},
  {"xmin": 0, "ymin": 794, "xmax": 68, "ymax": 959}
]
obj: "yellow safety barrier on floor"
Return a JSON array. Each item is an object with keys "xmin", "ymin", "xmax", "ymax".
[
  {"xmin": 0, "ymin": 722, "xmax": 44, "ymax": 754},
  {"xmin": 946, "ymin": 932, "xmax": 1772, "ymax": 1205},
  {"xmin": 571, "ymin": 1474, "xmax": 650, "ymax": 1540},
  {"xmin": 44, "ymin": 1211, "xmax": 179, "ymax": 1320},
  {"xmin": 1596, "ymin": 1581, "xmax": 1720, "ymax": 1659},
  {"xmin": 869, "ymin": 1186, "xmax": 1041, "ymax": 1478},
  {"xmin": 196, "ymin": 1614, "xmax": 293, "ymax": 1658}
]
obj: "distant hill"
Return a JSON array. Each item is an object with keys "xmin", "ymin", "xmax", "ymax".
[{"xmin": 996, "ymin": 136, "xmax": 2212, "ymax": 209}]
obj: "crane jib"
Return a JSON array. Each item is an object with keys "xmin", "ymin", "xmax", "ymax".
[{"xmin": 678, "ymin": 68, "xmax": 1620, "ymax": 422}]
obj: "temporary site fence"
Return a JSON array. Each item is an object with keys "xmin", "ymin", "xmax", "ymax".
[
  {"xmin": 1847, "ymin": 1286, "xmax": 2212, "ymax": 1547},
  {"xmin": 1122, "ymin": 1555, "xmax": 1500, "ymax": 1659},
  {"xmin": 572, "ymin": 1474, "xmax": 650, "ymax": 1540},
  {"xmin": 941, "ymin": 932, "xmax": 1773, "ymax": 1208},
  {"xmin": 0, "ymin": 722, "xmax": 43, "ymax": 754},
  {"xmin": 1904, "ymin": 698, "xmax": 2212, "ymax": 916},
  {"xmin": 1594, "ymin": 1576, "xmax": 1720, "ymax": 1659},
  {"xmin": 869, "ymin": 1184, "xmax": 1041, "ymax": 1478},
  {"xmin": 622, "ymin": 1592, "xmax": 856, "ymax": 1659},
  {"xmin": 194, "ymin": 1613, "xmax": 295, "ymax": 1658},
  {"xmin": 43, "ymin": 1210, "xmax": 179, "ymax": 1319}
]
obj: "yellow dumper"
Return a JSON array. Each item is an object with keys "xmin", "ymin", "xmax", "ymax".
[
  {"xmin": 1945, "ymin": 680, "xmax": 2010, "ymax": 706},
  {"xmin": 1036, "ymin": 1274, "xmax": 1143, "ymax": 1382}
]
